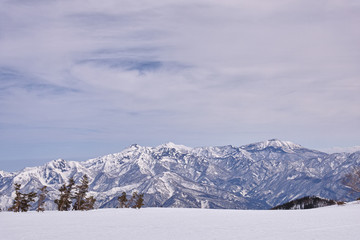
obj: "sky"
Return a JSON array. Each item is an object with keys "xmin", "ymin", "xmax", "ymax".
[{"xmin": 0, "ymin": 0, "xmax": 359, "ymax": 171}]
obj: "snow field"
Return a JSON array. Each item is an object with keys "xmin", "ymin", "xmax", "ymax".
[{"xmin": 1, "ymin": 202, "xmax": 360, "ymax": 240}]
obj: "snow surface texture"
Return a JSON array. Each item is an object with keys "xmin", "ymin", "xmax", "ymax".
[
  {"xmin": 1, "ymin": 139, "xmax": 360, "ymax": 210},
  {"xmin": 1, "ymin": 202, "xmax": 360, "ymax": 240}
]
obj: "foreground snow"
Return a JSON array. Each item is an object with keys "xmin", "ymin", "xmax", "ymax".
[{"xmin": 1, "ymin": 202, "xmax": 360, "ymax": 240}]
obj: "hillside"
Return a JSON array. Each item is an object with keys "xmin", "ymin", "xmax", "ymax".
[
  {"xmin": 1, "ymin": 202, "xmax": 360, "ymax": 240},
  {"xmin": 271, "ymin": 196, "xmax": 338, "ymax": 210},
  {"xmin": 1, "ymin": 139, "xmax": 360, "ymax": 210}
]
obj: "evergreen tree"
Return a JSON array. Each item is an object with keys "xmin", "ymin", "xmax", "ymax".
[
  {"xmin": 127, "ymin": 192, "xmax": 144, "ymax": 209},
  {"xmin": 117, "ymin": 191, "xmax": 144, "ymax": 209},
  {"xmin": 8, "ymin": 183, "xmax": 36, "ymax": 212},
  {"xmin": 20, "ymin": 192, "xmax": 36, "ymax": 212},
  {"xmin": 126, "ymin": 192, "xmax": 135, "ymax": 208},
  {"xmin": 83, "ymin": 196, "xmax": 96, "ymax": 210},
  {"xmin": 73, "ymin": 175, "xmax": 89, "ymax": 210},
  {"xmin": 8, "ymin": 183, "xmax": 22, "ymax": 212},
  {"xmin": 37, "ymin": 186, "xmax": 48, "ymax": 212},
  {"xmin": 134, "ymin": 193, "xmax": 144, "ymax": 209},
  {"xmin": 118, "ymin": 192, "xmax": 128, "ymax": 208},
  {"xmin": 54, "ymin": 177, "xmax": 75, "ymax": 211},
  {"xmin": 73, "ymin": 175, "xmax": 96, "ymax": 210},
  {"xmin": 130, "ymin": 192, "xmax": 144, "ymax": 209},
  {"xmin": 54, "ymin": 184, "xmax": 66, "ymax": 211}
]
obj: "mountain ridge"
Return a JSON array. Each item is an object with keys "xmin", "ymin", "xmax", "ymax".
[{"xmin": 1, "ymin": 139, "xmax": 359, "ymax": 210}]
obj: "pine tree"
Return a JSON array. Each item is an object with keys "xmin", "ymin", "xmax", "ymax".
[
  {"xmin": 54, "ymin": 184, "xmax": 66, "ymax": 211},
  {"xmin": 73, "ymin": 175, "xmax": 95, "ymax": 210},
  {"xmin": 63, "ymin": 178, "xmax": 75, "ymax": 210},
  {"xmin": 54, "ymin": 177, "xmax": 75, "ymax": 211},
  {"xmin": 126, "ymin": 192, "xmax": 135, "ymax": 208},
  {"xmin": 8, "ymin": 183, "xmax": 22, "ymax": 212},
  {"xmin": 118, "ymin": 192, "xmax": 128, "ymax": 208},
  {"xmin": 130, "ymin": 192, "xmax": 144, "ymax": 209},
  {"xmin": 117, "ymin": 191, "xmax": 144, "ymax": 209},
  {"xmin": 9, "ymin": 183, "xmax": 36, "ymax": 212},
  {"xmin": 20, "ymin": 192, "xmax": 36, "ymax": 212},
  {"xmin": 73, "ymin": 175, "xmax": 89, "ymax": 210},
  {"xmin": 127, "ymin": 192, "xmax": 144, "ymax": 209},
  {"xmin": 134, "ymin": 193, "xmax": 144, "ymax": 209},
  {"xmin": 37, "ymin": 186, "xmax": 48, "ymax": 212},
  {"xmin": 83, "ymin": 196, "xmax": 96, "ymax": 210}
]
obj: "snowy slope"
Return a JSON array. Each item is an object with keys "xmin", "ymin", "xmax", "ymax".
[
  {"xmin": 1, "ymin": 139, "xmax": 360, "ymax": 210},
  {"xmin": 1, "ymin": 202, "xmax": 360, "ymax": 240}
]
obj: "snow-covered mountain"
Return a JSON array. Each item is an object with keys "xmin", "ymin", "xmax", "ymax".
[{"xmin": 1, "ymin": 139, "xmax": 360, "ymax": 210}]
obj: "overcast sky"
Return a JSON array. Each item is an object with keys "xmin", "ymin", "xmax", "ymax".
[{"xmin": 1, "ymin": 0, "xmax": 359, "ymax": 171}]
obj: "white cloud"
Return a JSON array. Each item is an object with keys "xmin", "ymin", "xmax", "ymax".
[{"xmin": 0, "ymin": 0, "xmax": 359, "ymax": 167}]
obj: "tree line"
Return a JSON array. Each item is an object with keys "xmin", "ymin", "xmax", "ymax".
[{"xmin": 7, "ymin": 174, "xmax": 144, "ymax": 212}]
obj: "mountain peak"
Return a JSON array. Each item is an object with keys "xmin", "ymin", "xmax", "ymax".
[
  {"xmin": 157, "ymin": 142, "xmax": 192, "ymax": 151},
  {"xmin": 129, "ymin": 143, "xmax": 140, "ymax": 149},
  {"xmin": 45, "ymin": 158, "xmax": 70, "ymax": 170},
  {"xmin": 243, "ymin": 139, "xmax": 302, "ymax": 152}
]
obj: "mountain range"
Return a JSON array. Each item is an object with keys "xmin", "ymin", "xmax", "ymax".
[{"xmin": 1, "ymin": 139, "xmax": 359, "ymax": 210}]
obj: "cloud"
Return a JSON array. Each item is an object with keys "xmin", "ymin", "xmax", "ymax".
[{"xmin": 0, "ymin": 0, "xmax": 359, "ymax": 168}]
